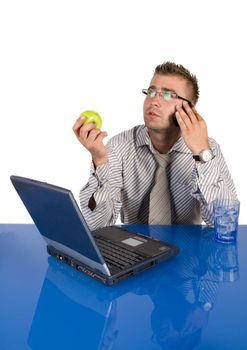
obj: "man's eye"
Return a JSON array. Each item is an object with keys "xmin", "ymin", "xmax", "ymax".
[
  {"xmin": 163, "ymin": 91, "xmax": 172, "ymax": 100},
  {"xmin": 148, "ymin": 89, "xmax": 156, "ymax": 97}
]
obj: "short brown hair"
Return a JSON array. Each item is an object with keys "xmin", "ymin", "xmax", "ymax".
[{"xmin": 154, "ymin": 61, "xmax": 199, "ymax": 103}]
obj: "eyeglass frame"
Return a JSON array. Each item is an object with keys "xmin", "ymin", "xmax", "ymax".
[{"xmin": 142, "ymin": 88, "xmax": 193, "ymax": 108}]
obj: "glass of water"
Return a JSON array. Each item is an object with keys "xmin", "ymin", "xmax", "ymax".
[{"xmin": 213, "ymin": 199, "xmax": 240, "ymax": 244}]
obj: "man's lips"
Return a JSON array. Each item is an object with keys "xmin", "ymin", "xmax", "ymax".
[{"xmin": 146, "ymin": 109, "xmax": 161, "ymax": 117}]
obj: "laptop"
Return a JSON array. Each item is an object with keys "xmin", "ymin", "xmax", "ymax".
[{"xmin": 10, "ymin": 175, "xmax": 179, "ymax": 285}]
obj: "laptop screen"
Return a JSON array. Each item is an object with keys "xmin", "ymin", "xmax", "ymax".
[{"xmin": 10, "ymin": 176, "xmax": 104, "ymax": 264}]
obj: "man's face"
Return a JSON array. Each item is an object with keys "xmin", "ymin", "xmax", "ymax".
[{"xmin": 143, "ymin": 74, "xmax": 192, "ymax": 130}]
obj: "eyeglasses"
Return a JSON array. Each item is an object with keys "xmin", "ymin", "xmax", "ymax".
[{"xmin": 142, "ymin": 88, "xmax": 193, "ymax": 107}]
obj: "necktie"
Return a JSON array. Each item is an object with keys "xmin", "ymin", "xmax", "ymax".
[{"xmin": 149, "ymin": 153, "xmax": 171, "ymax": 224}]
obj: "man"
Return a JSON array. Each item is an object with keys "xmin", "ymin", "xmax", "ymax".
[{"xmin": 73, "ymin": 62, "xmax": 237, "ymax": 230}]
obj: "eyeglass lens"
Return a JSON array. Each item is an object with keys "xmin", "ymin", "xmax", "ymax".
[{"xmin": 148, "ymin": 89, "xmax": 172, "ymax": 101}]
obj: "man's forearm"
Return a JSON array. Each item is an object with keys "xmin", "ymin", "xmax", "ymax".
[
  {"xmin": 79, "ymin": 157, "xmax": 123, "ymax": 230},
  {"xmin": 190, "ymin": 150, "xmax": 238, "ymax": 226}
]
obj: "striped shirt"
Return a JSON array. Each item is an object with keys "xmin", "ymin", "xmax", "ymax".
[{"xmin": 79, "ymin": 125, "xmax": 237, "ymax": 230}]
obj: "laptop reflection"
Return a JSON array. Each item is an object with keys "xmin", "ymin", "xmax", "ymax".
[{"xmin": 28, "ymin": 257, "xmax": 119, "ymax": 350}]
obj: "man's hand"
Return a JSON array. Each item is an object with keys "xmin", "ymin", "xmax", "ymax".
[
  {"xmin": 175, "ymin": 101, "xmax": 210, "ymax": 155},
  {"xmin": 72, "ymin": 116, "xmax": 108, "ymax": 167}
]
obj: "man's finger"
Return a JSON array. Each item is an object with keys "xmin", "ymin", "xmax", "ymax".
[
  {"xmin": 182, "ymin": 101, "xmax": 197, "ymax": 124},
  {"xmin": 72, "ymin": 116, "xmax": 85, "ymax": 136}
]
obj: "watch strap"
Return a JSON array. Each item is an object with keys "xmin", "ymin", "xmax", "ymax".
[{"xmin": 193, "ymin": 155, "xmax": 201, "ymax": 161}]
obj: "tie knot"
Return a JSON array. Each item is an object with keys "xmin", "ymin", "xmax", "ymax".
[{"xmin": 154, "ymin": 153, "xmax": 170, "ymax": 168}]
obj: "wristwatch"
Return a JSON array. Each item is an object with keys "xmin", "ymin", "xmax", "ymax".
[{"xmin": 193, "ymin": 149, "xmax": 214, "ymax": 163}]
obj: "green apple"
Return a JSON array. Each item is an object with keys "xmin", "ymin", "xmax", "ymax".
[{"xmin": 80, "ymin": 110, "xmax": 102, "ymax": 129}]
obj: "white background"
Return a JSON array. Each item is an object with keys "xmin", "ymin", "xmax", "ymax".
[{"xmin": 0, "ymin": 0, "xmax": 246, "ymax": 223}]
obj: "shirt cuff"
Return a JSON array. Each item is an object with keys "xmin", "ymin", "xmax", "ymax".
[
  {"xmin": 90, "ymin": 161, "xmax": 109, "ymax": 188},
  {"xmin": 190, "ymin": 156, "xmax": 221, "ymax": 203}
]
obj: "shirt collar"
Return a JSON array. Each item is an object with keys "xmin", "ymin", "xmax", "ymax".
[{"xmin": 136, "ymin": 125, "xmax": 192, "ymax": 154}]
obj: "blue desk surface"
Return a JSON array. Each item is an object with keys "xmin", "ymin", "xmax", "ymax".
[{"xmin": 0, "ymin": 224, "xmax": 247, "ymax": 350}]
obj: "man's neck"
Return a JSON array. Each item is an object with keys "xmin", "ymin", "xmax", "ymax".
[{"xmin": 148, "ymin": 128, "xmax": 181, "ymax": 154}]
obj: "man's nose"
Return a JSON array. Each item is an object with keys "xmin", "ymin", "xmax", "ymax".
[{"xmin": 150, "ymin": 93, "xmax": 162, "ymax": 105}]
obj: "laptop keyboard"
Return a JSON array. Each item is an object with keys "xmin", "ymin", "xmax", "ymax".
[{"xmin": 95, "ymin": 235, "xmax": 147, "ymax": 270}]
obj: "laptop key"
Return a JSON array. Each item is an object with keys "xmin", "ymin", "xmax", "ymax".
[{"xmin": 95, "ymin": 235, "xmax": 146, "ymax": 269}]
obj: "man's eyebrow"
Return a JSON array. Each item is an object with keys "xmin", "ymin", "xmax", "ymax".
[{"xmin": 148, "ymin": 85, "xmax": 176, "ymax": 93}]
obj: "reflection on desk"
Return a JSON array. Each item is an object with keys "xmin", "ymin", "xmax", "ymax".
[{"xmin": 27, "ymin": 225, "xmax": 240, "ymax": 350}]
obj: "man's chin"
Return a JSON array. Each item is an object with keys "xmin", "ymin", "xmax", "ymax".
[
  {"xmin": 144, "ymin": 113, "xmax": 175, "ymax": 130},
  {"xmin": 144, "ymin": 120, "xmax": 174, "ymax": 131}
]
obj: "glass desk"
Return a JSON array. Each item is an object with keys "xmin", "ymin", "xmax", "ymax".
[{"xmin": 0, "ymin": 224, "xmax": 247, "ymax": 350}]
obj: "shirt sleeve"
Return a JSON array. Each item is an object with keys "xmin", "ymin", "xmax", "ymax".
[
  {"xmin": 79, "ymin": 145, "xmax": 123, "ymax": 230},
  {"xmin": 190, "ymin": 140, "xmax": 238, "ymax": 226}
]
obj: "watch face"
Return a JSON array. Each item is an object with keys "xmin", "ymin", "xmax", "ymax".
[{"xmin": 201, "ymin": 149, "xmax": 213, "ymax": 162}]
